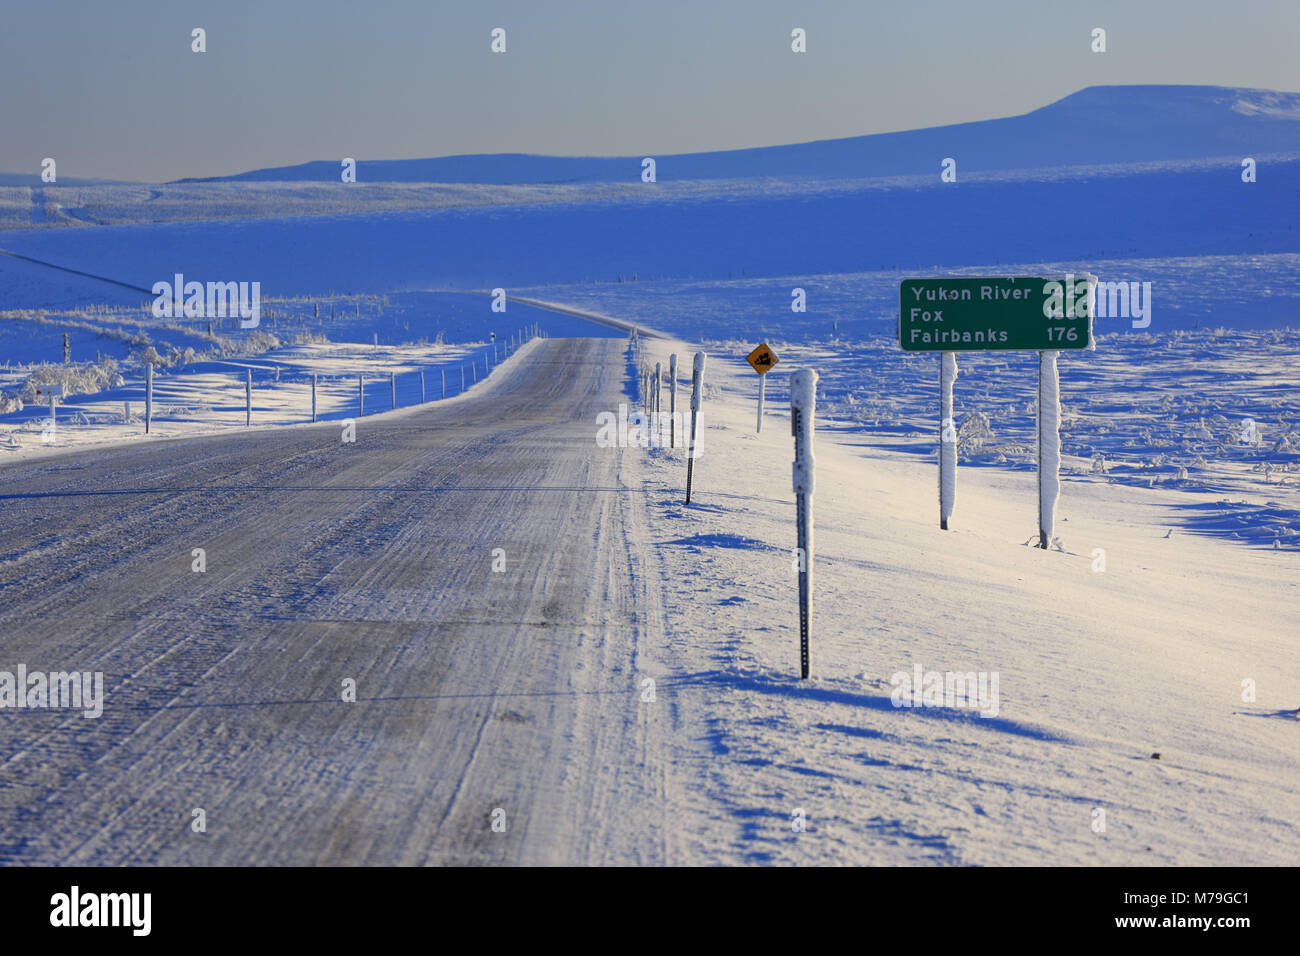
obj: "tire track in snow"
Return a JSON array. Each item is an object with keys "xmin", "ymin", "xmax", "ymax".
[{"xmin": 0, "ymin": 336, "xmax": 686, "ymax": 864}]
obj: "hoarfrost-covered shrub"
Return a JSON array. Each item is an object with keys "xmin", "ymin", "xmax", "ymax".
[
  {"xmin": 957, "ymin": 410, "xmax": 995, "ymax": 456},
  {"xmin": 20, "ymin": 359, "xmax": 124, "ymax": 401}
]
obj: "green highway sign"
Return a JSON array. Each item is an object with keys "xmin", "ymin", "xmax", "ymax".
[{"xmin": 898, "ymin": 275, "xmax": 1095, "ymax": 351}]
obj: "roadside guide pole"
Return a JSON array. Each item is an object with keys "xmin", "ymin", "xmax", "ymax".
[
  {"xmin": 685, "ymin": 351, "xmax": 706, "ymax": 504},
  {"xmin": 669, "ymin": 354, "xmax": 678, "ymax": 448},
  {"xmin": 245, "ymin": 368, "xmax": 252, "ymax": 427},
  {"xmin": 791, "ymin": 369, "xmax": 818, "ymax": 679}
]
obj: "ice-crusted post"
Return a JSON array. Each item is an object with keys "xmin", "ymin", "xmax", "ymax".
[
  {"xmin": 685, "ymin": 351, "xmax": 707, "ymax": 504},
  {"xmin": 420, "ymin": 370, "xmax": 425, "ymax": 404},
  {"xmin": 939, "ymin": 351, "xmax": 958, "ymax": 530},
  {"xmin": 358, "ymin": 375, "xmax": 364, "ymax": 417},
  {"xmin": 312, "ymin": 374, "xmax": 317, "ymax": 422},
  {"xmin": 1037, "ymin": 350, "xmax": 1061, "ymax": 548},
  {"xmin": 391, "ymin": 372, "xmax": 396, "ymax": 409},
  {"xmin": 668, "ymin": 354, "xmax": 678, "ymax": 448},
  {"xmin": 145, "ymin": 363, "xmax": 152, "ymax": 434},
  {"xmin": 442, "ymin": 368, "xmax": 446, "ymax": 398},
  {"xmin": 245, "ymin": 368, "xmax": 252, "ymax": 427},
  {"xmin": 791, "ymin": 369, "xmax": 818, "ymax": 679},
  {"xmin": 654, "ymin": 362, "xmax": 662, "ymax": 422}
]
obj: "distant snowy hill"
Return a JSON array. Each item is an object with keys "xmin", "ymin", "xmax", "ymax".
[{"xmin": 181, "ymin": 85, "xmax": 1300, "ymax": 185}]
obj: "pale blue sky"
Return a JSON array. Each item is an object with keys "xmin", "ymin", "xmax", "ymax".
[{"xmin": 3, "ymin": 0, "xmax": 1298, "ymax": 182}]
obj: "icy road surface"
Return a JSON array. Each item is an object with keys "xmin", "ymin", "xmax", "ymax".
[{"xmin": 0, "ymin": 336, "xmax": 680, "ymax": 865}]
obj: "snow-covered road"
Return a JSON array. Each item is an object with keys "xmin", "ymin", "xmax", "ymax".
[{"xmin": 0, "ymin": 336, "xmax": 683, "ymax": 864}]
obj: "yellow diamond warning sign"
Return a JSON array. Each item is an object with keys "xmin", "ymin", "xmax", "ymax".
[{"xmin": 746, "ymin": 343, "xmax": 778, "ymax": 374}]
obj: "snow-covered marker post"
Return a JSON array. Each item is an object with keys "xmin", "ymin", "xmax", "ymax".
[
  {"xmin": 791, "ymin": 369, "xmax": 818, "ymax": 679},
  {"xmin": 312, "ymin": 374, "xmax": 318, "ymax": 422},
  {"xmin": 1037, "ymin": 350, "xmax": 1060, "ymax": 549},
  {"xmin": 654, "ymin": 362, "xmax": 661, "ymax": 420},
  {"xmin": 442, "ymin": 368, "xmax": 446, "ymax": 398},
  {"xmin": 668, "ymin": 354, "xmax": 678, "ymax": 448},
  {"xmin": 358, "ymin": 375, "xmax": 364, "ymax": 417},
  {"xmin": 420, "ymin": 370, "xmax": 425, "ymax": 404},
  {"xmin": 391, "ymin": 372, "xmax": 396, "ymax": 409},
  {"xmin": 685, "ymin": 351, "xmax": 706, "ymax": 504},
  {"xmin": 145, "ymin": 363, "xmax": 153, "ymax": 434},
  {"xmin": 898, "ymin": 274, "xmax": 1095, "ymax": 541},
  {"xmin": 35, "ymin": 384, "xmax": 62, "ymax": 441},
  {"xmin": 245, "ymin": 368, "xmax": 252, "ymax": 426},
  {"xmin": 939, "ymin": 351, "xmax": 957, "ymax": 530},
  {"xmin": 745, "ymin": 343, "xmax": 779, "ymax": 434}
]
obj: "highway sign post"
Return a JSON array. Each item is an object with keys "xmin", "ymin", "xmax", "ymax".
[
  {"xmin": 746, "ymin": 343, "xmax": 779, "ymax": 434},
  {"xmin": 898, "ymin": 275, "xmax": 1095, "ymax": 541}
]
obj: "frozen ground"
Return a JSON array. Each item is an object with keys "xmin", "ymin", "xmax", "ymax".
[
  {"xmin": 626, "ymin": 334, "xmax": 1299, "ymax": 864},
  {"xmin": 1, "ymin": 334, "xmax": 1294, "ymax": 864}
]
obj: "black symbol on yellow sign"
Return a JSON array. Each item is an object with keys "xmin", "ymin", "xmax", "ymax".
[{"xmin": 746, "ymin": 343, "xmax": 779, "ymax": 374}]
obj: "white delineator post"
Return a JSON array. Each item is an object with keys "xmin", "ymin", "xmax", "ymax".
[
  {"xmin": 654, "ymin": 362, "xmax": 662, "ymax": 433},
  {"xmin": 939, "ymin": 351, "xmax": 958, "ymax": 530},
  {"xmin": 359, "ymin": 375, "xmax": 364, "ymax": 417},
  {"xmin": 312, "ymin": 374, "xmax": 317, "ymax": 422},
  {"xmin": 145, "ymin": 363, "xmax": 153, "ymax": 434},
  {"xmin": 391, "ymin": 372, "xmax": 396, "ymax": 409},
  {"xmin": 245, "ymin": 368, "xmax": 252, "ymax": 426},
  {"xmin": 791, "ymin": 369, "xmax": 818, "ymax": 680},
  {"xmin": 1037, "ymin": 349, "xmax": 1061, "ymax": 549},
  {"xmin": 668, "ymin": 354, "xmax": 678, "ymax": 448},
  {"xmin": 420, "ymin": 370, "xmax": 425, "ymax": 403},
  {"xmin": 685, "ymin": 351, "xmax": 707, "ymax": 504}
]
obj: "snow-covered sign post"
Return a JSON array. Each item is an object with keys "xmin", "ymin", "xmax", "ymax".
[
  {"xmin": 899, "ymin": 274, "xmax": 1096, "ymax": 546},
  {"xmin": 685, "ymin": 351, "xmax": 707, "ymax": 504},
  {"xmin": 34, "ymin": 384, "xmax": 62, "ymax": 418},
  {"xmin": 668, "ymin": 354, "xmax": 678, "ymax": 448},
  {"xmin": 745, "ymin": 343, "xmax": 779, "ymax": 434},
  {"xmin": 790, "ymin": 369, "xmax": 818, "ymax": 679}
]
